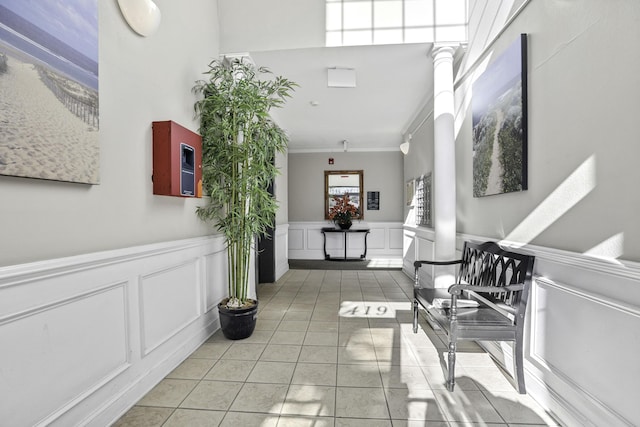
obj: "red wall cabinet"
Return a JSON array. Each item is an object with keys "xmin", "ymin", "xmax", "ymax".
[{"xmin": 152, "ymin": 120, "xmax": 202, "ymax": 198}]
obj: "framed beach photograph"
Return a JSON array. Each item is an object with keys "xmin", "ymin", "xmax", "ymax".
[
  {"xmin": 472, "ymin": 33, "xmax": 528, "ymax": 197},
  {"xmin": 0, "ymin": 0, "xmax": 99, "ymax": 184}
]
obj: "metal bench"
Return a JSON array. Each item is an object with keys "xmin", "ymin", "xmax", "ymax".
[{"xmin": 412, "ymin": 240, "xmax": 535, "ymax": 393}]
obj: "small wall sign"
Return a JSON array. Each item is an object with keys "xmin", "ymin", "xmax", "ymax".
[{"xmin": 367, "ymin": 191, "xmax": 380, "ymax": 210}]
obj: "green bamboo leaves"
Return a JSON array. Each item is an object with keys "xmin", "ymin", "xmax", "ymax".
[{"xmin": 193, "ymin": 57, "xmax": 296, "ymax": 306}]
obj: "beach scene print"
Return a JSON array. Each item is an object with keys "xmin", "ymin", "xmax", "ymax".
[
  {"xmin": 0, "ymin": 0, "xmax": 99, "ymax": 184},
  {"xmin": 472, "ymin": 35, "xmax": 527, "ymax": 197}
]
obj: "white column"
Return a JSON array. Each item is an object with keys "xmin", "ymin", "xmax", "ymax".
[{"xmin": 432, "ymin": 45, "xmax": 457, "ymax": 288}]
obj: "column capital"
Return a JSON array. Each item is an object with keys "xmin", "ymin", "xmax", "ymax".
[{"xmin": 431, "ymin": 43, "xmax": 458, "ymax": 59}]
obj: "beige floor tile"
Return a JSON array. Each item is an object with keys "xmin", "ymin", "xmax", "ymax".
[
  {"xmin": 167, "ymin": 358, "xmax": 216, "ymax": 380},
  {"xmin": 433, "ymin": 389, "xmax": 504, "ymax": 423},
  {"xmin": 246, "ymin": 361, "xmax": 296, "ymax": 384},
  {"xmin": 259, "ymin": 310, "xmax": 287, "ymax": 321},
  {"xmin": 220, "ymin": 343, "xmax": 266, "ymax": 360},
  {"xmin": 308, "ymin": 321, "xmax": 339, "ymax": 332},
  {"xmin": 230, "ymin": 382, "xmax": 289, "ymax": 414},
  {"xmin": 219, "ymin": 411, "xmax": 279, "ymax": 427},
  {"xmin": 485, "ymin": 390, "xmax": 560, "ymax": 425},
  {"xmin": 370, "ymin": 328, "xmax": 401, "ymax": 348},
  {"xmin": 278, "ymin": 320, "xmax": 310, "ymax": 332},
  {"xmin": 163, "ymin": 408, "xmax": 225, "ymax": 427},
  {"xmin": 339, "ymin": 330, "xmax": 374, "ymax": 347},
  {"xmin": 411, "ymin": 346, "xmax": 446, "ymax": 367},
  {"xmin": 460, "ymin": 366, "xmax": 515, "ymax": 392},
  {"xmin": 277, "ymin": 415, "xmax": 334, "ymax": 426},
  {"xmin": 255, "ymin": 319, "xmax": 281, "ymax": 331},
  {"xmin": 335, "ymin": 419, "xmax": 392, "ymax": 427},
  {"xmin": 379, "ymin": 365, "xmax": 430, "ymax": 389},
  {"xmin": 191, "ymin": 342, "xmax": 232, "ymax": 359},
  {"xmin": 391, "ymin": 421, "xmax": 449, "ymax": 427},
  {"xmin": 241, "ymin": 329, "xmax": 275, "ymax": 344},
  {"xmin": 137, "ymin": 379, "xmax": 198, "ymax": 407},
  {"xmin": 283, "ymin": 311, "xmax": 313, "ymax": 321},
  {"xmin": 337, "ymin": 319, "xmax": 369, "ymax": 332},
  {"xmin": 260, "ymin": 344, "xmax": 303, "ymax": 362},
  {"xmin": 375, "ymin": 345, "xmax": 421, "ymax": 366},
  {"xmin": 271, "ymin": 330, "xmax": 307, "ymax": 345},
  {"xmin": 281, "ymin": 384, "xmax": 336, "ymax": 416},
  {"xmin": 112, "ymin": 406, "xmax": 173, "ymax": 427},
  {"xmin": 205, "ymin": 359, "xmax": 256, "ymax": 382},
  {"xmin": 305, "ymin": 331, "xmax": 339, "ymax": 346},
  {"xmin": 180, "ymin": 380, "xmax": 243, "ymax": 411},
  {"xmin": 288, "ymin": 303, "xmax": 316, "ymax": 312},
  {"xmin": 299, "ymin": 345, "xmax": 338, "ymax": 364},
  {"xmin": 335, "ymin": 387, "xmax": 390, "ymax": 419},
  {"xmin": 337, "ymin": 363, "xmax": 383, "ymax": 387},
  {"xmin": 338, "ymin": 345, "xmax": 378, "ymax": 364},
  {"xmin": 421, "ymin": 366, "xmax": 478, "ymax": 391},
  {"xmin": 292, "ymin": 362, "xmax": 337, "ymax": 386},
  {"xmin": 384, "ymin": 388, "xmax": 446, "ymax": 421}
]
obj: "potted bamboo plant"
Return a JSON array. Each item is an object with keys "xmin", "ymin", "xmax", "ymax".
[{"xmin": 193, "ymin": 57, "xmax": 296, "ymax": 339}]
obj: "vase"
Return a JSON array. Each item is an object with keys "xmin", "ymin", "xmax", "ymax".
[
  {"xmin": 337, "ymin": 221, "xmax": 352, "ymax": 230},
  {"xmin": 218, "ymin": 299, "xmax": 258, "ymax": 340}
]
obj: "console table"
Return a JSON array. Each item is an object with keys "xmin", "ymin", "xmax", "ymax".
[{"xmin": 321, "ymin": 227, "xmax": 371, "ymax": 261}]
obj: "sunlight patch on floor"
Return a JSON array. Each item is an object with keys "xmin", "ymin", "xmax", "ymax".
[
  {"xmin": 339, "ymin": 301, "xmax": 412, "ymax": 318},
  {"xmin": 366, "ymin": 257, "xmax": 404, "ymax": 268}
]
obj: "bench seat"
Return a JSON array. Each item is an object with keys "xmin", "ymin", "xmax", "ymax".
[{"xmin": 412, "ymin": 241, "xmax": 535, "ymax": 393}]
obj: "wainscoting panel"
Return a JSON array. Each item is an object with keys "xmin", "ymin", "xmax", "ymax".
[
  {"xmin": 367, "ymin": 227, "xmax": 386, "ymax": 249},
  {"xmin": 389, "ymin": 227, "xmax": 404, "ymax": 249},
  {"xmin": 139, "ymin": 260, "xmax": 201, "ymax": 355},
  {"xmin": 275, "ymin": 225, "xmax": 289, "ymax": 281},
  {"xmin": 288, "ymin": 228, "xmax": 305, "ymax": 251},
  {"xmin": 288, "ymin": 221, "xmax": 403, "ymax": 260},
  {"xmin": 0, "ymin": 283, "xmax": 128, "ymax": 427},
  {"xmin": 204, "ymin": 250, "xmax": 227, "ymax": 313},
  {"xmin": 0, "ymin": 236, "xmax": 227, "ymax": 427}
]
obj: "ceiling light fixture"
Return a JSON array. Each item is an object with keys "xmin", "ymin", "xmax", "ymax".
[
  {"xmin": 328, "ymin": 67, "xmax": 356, "ymax": 88},
  {"xmin": 117, "ymin": 0, "xmax": 162, "ymax": 37},
  {"xmin": 399, "ymin": 134, "xmax": 412, "ymax": 155},
  {"xmin": 343, "ymin": 140, "xmax": 348, "ymax": 152}
]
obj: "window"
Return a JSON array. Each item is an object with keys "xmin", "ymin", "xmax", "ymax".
[{"xmin": 326, "ymin": 0, "xmax": 467, "ymax": 47}]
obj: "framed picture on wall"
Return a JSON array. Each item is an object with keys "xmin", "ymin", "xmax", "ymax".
[
  {"xmin": 406, "ymin": 179, "xmax": 415, "ymax": 206},
  {"xmin": 472, "ymin": 33, "xmax": 528, "ymax": 197},
  {"xmin": 415, "ymin": 173, "xmax": 432, "ymax": 227},
  {"xmin": 0, "ymin": 1, "xmax": 100, "ymax": 184}
]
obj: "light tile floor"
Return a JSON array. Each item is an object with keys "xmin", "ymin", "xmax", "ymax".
[{"xmin": 114, "ymin": 269, "xmax": 561, "ymax": 427}]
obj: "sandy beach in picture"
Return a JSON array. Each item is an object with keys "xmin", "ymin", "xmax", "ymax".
[{"xmin": 0, "ymin": 51, "xmax": 99, "ymax": 184}]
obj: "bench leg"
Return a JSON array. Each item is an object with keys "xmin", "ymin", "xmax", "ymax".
[
  {"xmin": 514, "ymin": 336, "xmax": 526, "ymax": 394},
  {"xmin": 447, "ymin": 341, "xmax": 457, "ymax": 392},
  {"xmin": 412, "ymin": 298, "xmax": 419, "ymax": 333}
]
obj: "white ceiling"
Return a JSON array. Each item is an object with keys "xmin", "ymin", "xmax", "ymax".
[{"xmin": 249, "ymin": 43, "xmax": 434, "ymax": 153}]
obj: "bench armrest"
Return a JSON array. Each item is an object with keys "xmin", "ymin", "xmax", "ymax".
[
  {"xmin": 414, "ymin": 259, "xmax": 463, "ymax": 268},
  {"xmin": 448, "ymin": 283, "xmax": 525, "ymax": 295}
]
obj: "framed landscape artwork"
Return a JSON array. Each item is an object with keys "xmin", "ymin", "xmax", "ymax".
[
  {"xmin": 472, "ymin": 33, "xmax": 527, "ymax": 197},
  {"xmin": 0, "ymin": 0, "xmax": 99, "ymax": 184}
]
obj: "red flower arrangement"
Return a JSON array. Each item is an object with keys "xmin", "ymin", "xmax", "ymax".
[{"xmin": 328, "ymin": 194, "xmax": 358, "ymax": 225}]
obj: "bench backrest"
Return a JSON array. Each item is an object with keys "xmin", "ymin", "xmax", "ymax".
[{"xmin": 458, "ymin": 241, "xmax": 535, "ymax": 322}]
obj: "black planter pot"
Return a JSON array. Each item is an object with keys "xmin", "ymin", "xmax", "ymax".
[{"xmin": 218, "ymin": 299, "xmax": 258, "ymax": 340}]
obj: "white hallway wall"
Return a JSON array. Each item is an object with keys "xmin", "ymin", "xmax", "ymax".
[
  {"xmin": 0, "ymin": 0, "xmax": 218, "ymax": 268},
  {"xmin": 0, "ymin": 1, "xmax": 247, "ymax": 425},
  {"xmin": 404, "ymin": 1, "xmax": 640, "ymax": 425}
]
